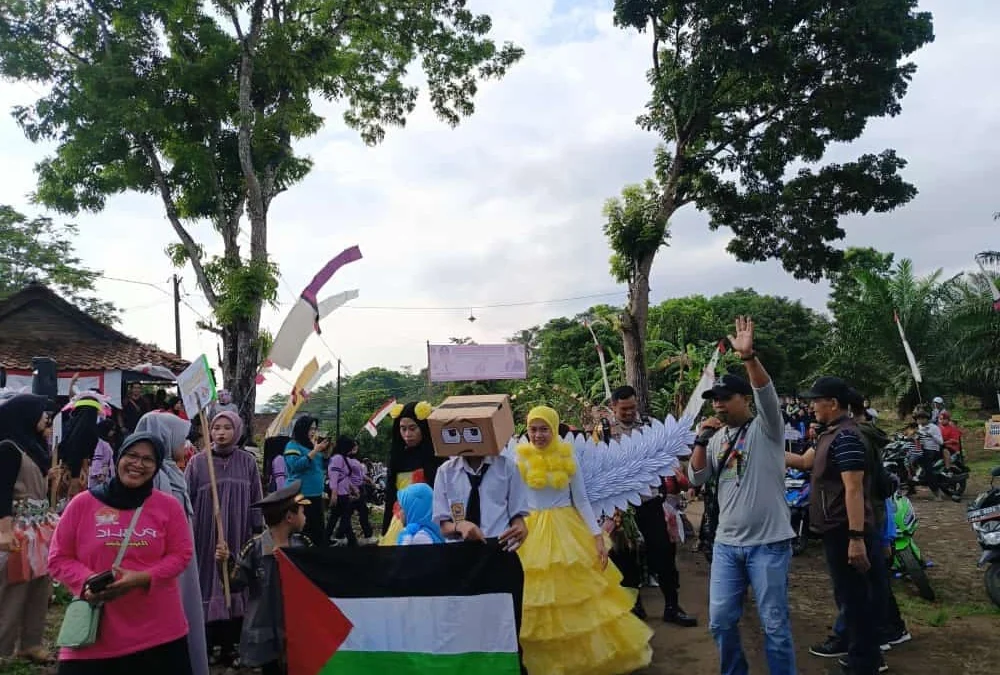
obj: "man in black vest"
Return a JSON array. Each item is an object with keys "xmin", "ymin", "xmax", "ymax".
[{"xmin": 801, "ymin": 377, "xmax": 885, "ymax": 675}]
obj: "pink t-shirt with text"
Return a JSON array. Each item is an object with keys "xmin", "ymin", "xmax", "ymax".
[{"xmin": 48, "ymin": 490, "xmax": 193, "ymax": 660}]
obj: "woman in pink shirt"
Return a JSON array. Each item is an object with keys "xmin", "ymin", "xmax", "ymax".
[{"xmin": 48, "ymin": 432, "xmax": 194, "ymax": 675}]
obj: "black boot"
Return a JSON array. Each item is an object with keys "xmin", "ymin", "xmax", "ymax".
[
  {"xmin": 631, "ymin": 596, "xmax": 647, "ymax": 620},
  {"xmin": 663, "ymin": 605, "xmax": 698, "ymax": 627}
]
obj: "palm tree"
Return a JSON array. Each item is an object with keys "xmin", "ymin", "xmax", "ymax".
[{"xmin": 942, "ymin": 268, "xmax": 1000, "ymax": 406}]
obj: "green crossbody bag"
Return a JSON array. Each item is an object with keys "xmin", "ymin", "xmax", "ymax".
[{"xmin": 56, "ymin": 506, "xmax": 144, "ymax": 649}]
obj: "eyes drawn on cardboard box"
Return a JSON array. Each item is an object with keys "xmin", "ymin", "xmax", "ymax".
[{"xmin": 441, "ymin": 421, "xmax": 484, "ymax": 445}]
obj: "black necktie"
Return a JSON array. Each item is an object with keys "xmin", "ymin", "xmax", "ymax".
[{"xmin": 465, "ymin": 464, "xmax": 491, "ymax": 527}]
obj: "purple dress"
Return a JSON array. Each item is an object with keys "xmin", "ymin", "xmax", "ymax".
[{"xmin": 185, "ymin": 446, "xmax": 263, "ymax": 623}]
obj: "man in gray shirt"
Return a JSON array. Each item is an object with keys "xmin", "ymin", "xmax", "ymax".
[{"xmin": 689, "ymin": 316, "xmax": 796, "ymax": 675}]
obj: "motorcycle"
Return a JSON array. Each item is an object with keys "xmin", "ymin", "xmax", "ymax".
[
  {"xmin": 966, "ymin": 466, "xmax": 1000, "ymax": 607},
  {"xmin": 889, "ymin": 490, "xmax": 936, "ymax": 601},
  {"xmin": 882, "ymin": 435, "xmax": 969, "ymax": 501},
  {"xmin": 784, "ymin": 468, "xmax": 811, "ymax": 556},
  {"xmin": 371, "ymin": 470, "xmax": 387, "ymax": 506}
]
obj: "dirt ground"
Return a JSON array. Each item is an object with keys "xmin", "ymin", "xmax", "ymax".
[
  {"xmin": 637, "ymin": 481, "xmax": 1000, "ymax": 675},
  {"xmin": 10, "ymin": 453, "xmax": 1000, "ymax": 675}
]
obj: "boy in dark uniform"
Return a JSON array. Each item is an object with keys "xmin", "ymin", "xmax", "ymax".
[{"xmin": 216, "ymin": 481, "xmax": 312, "ymax": 675}]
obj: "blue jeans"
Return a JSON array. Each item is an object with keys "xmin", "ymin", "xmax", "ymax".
[{"xmin": 709, "ymin": 540, "xmax": 797, "ymax": 675}]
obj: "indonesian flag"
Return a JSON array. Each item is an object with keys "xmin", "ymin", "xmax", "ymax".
[
  {"xmin": 364, "ymin": 398, "xmax": 397, "ymax": 437},
  {"xmin": 894, "ymin": 311, "xmax": 922, "ymax": 384},
  {"xmin": 277, "ymin": 543, "xmax": 523, "ymax": 675}
]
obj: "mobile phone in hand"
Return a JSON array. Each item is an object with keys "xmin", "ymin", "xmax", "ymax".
[{"xmin": 85, "ymin": 570, "xmax": 115, "ymax": 594}]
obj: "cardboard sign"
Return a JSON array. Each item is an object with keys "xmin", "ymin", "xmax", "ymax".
[
  {"xmin": 985, "ymin": 416, "xmax": 1000, "ymax": 450},
  {"xmin": 176, "ymin": 355, "xmax": 217, "ymax": 415},
  {"xmin": 429, "ymin": 394, "xmax": 515, "ymax": 457}
]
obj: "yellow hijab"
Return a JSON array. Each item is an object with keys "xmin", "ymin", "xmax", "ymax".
[{"xmin": 517, "ymin": 406, "xmax": 576, "ymax": 490}]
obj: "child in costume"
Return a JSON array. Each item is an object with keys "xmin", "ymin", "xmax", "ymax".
[
  {"xmin": 397, "ymin": 484, "xmax": 445, "ymax": 545},
  {"xmin": 215, "ymin": 481, "xmax": 312, "ymax": 675},
  {"xmin": 379, "ymin": 401, "xmax": 442, "ymax": 545},
  {"xmin": 515, "ymin": 406, "xmax": 653, "ymax": 675}
]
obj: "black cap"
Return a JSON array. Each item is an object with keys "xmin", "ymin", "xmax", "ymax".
[
  {"xmin": 252, "ymin": 480, "xmax": 311, "ymax": 509},
  {"xmin": 800, "ymin": 376, "xmax": 853, "ymax": 405},
  {"xmin": 702, "ymin": 374, "xmax": 753, "ymax": 400}
]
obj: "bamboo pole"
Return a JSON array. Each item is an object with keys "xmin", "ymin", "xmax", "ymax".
[{"xmin": 200, "ymin": 399, "xmax": 231, "ymax": 609}]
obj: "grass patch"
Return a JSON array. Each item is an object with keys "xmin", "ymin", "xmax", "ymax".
[{"xmin": 896, "ymin": 591, "xmax": 1000, "ymax": 627}]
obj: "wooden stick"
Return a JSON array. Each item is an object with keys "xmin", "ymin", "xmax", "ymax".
[
  {"xmin": 50, "ymin": 441, "xmax": 59, "ymax": 508},
  {"xmin": 201, "ymin": 408, "xmax": 232, "ymax": 609}
]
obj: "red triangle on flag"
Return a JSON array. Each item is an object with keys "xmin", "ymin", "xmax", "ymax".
[{"xmin": 277, "ymin": 549, "xmax": 353, "ymax": 675}]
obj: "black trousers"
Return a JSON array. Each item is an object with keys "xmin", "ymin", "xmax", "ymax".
[
  {"xmin": 834, "ymin": 538, "xmax": 906, "ymax": 640},
  {"xmin": 261, "ymin": 661, "xmax": 285, "ymax": 675},
  {"xmin": 920, "ymin": 448, "xmax": 940, "ymax": 492},
  {"xmin": 57, "ymin": 637, "xmax": 192, "ymax": 675},
  {"xmin": 634, "ymin": 497, "xmax": 680, "ymax": 607},
  {"xmin": 351, "ymin": 499, "xmax": 374, "ymax": 538},
  {"xmin": 206, "ymin": 618, "xmax": 242, "ymax": 664},
  {"xmin": 302, "ymin": 498, "xmax": 327, "ymax": 547},
  {"xmin": 822, "ymin": 530, "xmax": 881, "ymax": 675},
  {"xmin": 326, "ymin": 498, "xmax": 357, "ymax": 545}
]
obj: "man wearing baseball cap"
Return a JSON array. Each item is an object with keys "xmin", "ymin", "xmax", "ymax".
[
  {"xmin": 689, "ymin": 317, "xmax": 797, "ymax": 675},
  {"xmin": 800, "ymin": 377, "xmax": 884, "ymax": 674}
]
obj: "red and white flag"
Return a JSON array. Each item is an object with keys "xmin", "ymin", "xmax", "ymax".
[
  {"xmin": 683, "ymin": 340, "xmax": 726, "ymax": 423},
  {"xmin": 364, "ymin": 398, "xmax": 397, "ymax": 437},
  {"xmin": 894, "ymin": 311, "xmax": 922, "ymax": 384}
]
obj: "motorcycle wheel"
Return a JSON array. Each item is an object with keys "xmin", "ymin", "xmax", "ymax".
[
  {"xmin": 791, "ymin": 512, "xmax": 809, "ymax": 556},
  {"xmin": 946, "ymin": 478, "xmax": 967, "ymax": 501},
  {"xmin": 985, "ymin": 562, "xmax": 1000, "ymax": 608},
  {"xmin": 897, "ymin": 547, "xmax": 936, "ymax": 602}
]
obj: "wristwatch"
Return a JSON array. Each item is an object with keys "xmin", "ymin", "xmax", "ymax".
[
  {"xmin": 740, "ymin": 352, "xmax": 757, "ymax": 361},
  {"xmin": 847, "ymin": 529, "xmax": 865, "ymax": 540}
]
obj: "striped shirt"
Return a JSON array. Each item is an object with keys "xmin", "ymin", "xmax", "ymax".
[{"xmin": 829, "ymin": 429, "xmax": 867, "ymax": 473}]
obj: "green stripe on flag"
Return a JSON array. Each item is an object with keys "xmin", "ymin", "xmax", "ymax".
[{"xmin": 322, "ymin": 650, "xmax": 521, "ymax": 675}]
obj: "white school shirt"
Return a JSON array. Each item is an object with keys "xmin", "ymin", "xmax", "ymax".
[{"xmin": 432, "ymin": 455, "xmax": 531, "ymax": 539}]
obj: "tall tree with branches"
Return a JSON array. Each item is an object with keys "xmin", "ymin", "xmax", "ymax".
[
  {"xmin": 0, "ymin": 0, "xmax": 522, "ymax": 419},
  {"xmin": 605, "ymin": 0, "xmax": 933, "ymax": 412}
]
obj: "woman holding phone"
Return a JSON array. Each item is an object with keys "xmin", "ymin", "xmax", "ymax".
[{"xmin": 48, "ymin": 433, "xmax": 194, "ymax": 674}]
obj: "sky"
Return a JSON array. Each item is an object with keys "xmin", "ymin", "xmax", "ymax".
[{"xmin": 0, "ymin": 0, "xmax": 997, "ymax": 404}]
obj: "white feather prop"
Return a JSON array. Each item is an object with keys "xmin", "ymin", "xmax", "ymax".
[{"xmin": 503, "ymin": 415, "xmax": 696, "ymax": 520}]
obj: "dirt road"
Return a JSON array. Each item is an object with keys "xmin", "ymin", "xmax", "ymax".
[{"xmin": 639, "ymin": 482, "xmax": 999, "ymax": 675}]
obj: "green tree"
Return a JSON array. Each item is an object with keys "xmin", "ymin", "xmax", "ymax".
[
  {"xmin": 0, "ymin": 204, "xmax": 118, "ymax": 323},
  {"xmin": 606, "ymin": 0, "xmax": 933, "ymax": 411},
  {"xmin": 825, "ymin": 258, "xmax": 955, "ymax": 414},
  {"xmin": 0, "ymin": 0, "xmax": 522, "ymax": 422},
  {"xmin": 941, "ymin": 269, "xmax": 1000, "ymax": 407}
]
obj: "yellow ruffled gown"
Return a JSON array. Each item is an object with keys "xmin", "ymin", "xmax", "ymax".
[{"xmin": 517, "ymin": 471, "xmax": 653, "ymax": 675}]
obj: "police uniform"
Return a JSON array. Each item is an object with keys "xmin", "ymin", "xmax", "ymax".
[{"xmin": 226, "ymin": 482, "xmax": 312, "ymax": 675}]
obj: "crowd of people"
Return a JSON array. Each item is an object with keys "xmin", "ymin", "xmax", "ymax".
[{"xmin": 0, "ymin": 316, "xmax": 973, "ymax": 675}]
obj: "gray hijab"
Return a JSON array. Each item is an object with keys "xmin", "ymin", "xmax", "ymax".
[{"xmin": 135, "ymin": 412, "xmax": 194, "ymax": 518}]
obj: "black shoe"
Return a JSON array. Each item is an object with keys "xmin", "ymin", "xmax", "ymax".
[
  {"xmin": 809, "ymin": 635, "xmax": 848, "ymax": 658},
  {"xmin": 837, "ymin": 655, "xmax": 888, "ymax": 673},
  {"xmin": 630, "ymin": 598, "xmax": 647, "ymax": 620},
  {"xmin": 881, "ymin": 630, "xmax": 911, "ymax": 648},
  {"xmin": 662, "ymin": 605, "xmax": 697, "ymax": 627}
]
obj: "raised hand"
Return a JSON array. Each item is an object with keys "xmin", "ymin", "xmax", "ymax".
[{"xmin": 727, "ymin": 316, "xmax": 755, "ymax": 357}]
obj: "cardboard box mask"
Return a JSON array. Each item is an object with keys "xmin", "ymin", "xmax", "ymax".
[{"xmin": 429, "ymin": 394, "xmax": 515, "ymax": 457}]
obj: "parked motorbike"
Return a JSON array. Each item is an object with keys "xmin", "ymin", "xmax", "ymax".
[
  {"xmin": 882, "ymin": 435, "xmax": 969, "ymax": 501},
  {"xmin": 889, "ymin": 490, "xmax": 936, "ymax": 601},
  {"xmin": 371, "ymin": 470, "xmax": 386, "ymax": 506},
  {"xmin": 966, "ymin": 466, "xmax": 1000, "ymax": 607},
  {"xmin": 784, "ymin": 468, "xmax": 811, "ymax": 556}
]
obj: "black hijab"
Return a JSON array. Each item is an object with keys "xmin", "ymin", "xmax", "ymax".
[
  {"xmin": 90, "ymin": 432, "xmax": 165, "ymax": 510},
  {"xmin": 0, "ymin": 393, "xmax": 51, "ymax": 474},
  {"xmin": 292, "ymin": 415, "xmax": 317, "ymax": 450},
  {"xmin": 60, "ymin": 400, "xmax": 100, "ymax": 477}
]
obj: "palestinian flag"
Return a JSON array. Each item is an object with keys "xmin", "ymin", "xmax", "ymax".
[{"xmin": 277, "ymin": 542, "xmax": 524, "ymax": 675}]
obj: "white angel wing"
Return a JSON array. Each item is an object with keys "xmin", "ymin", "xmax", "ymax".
[
  {"xmin": 501, "ymin": 436, "xmax": 520, "ymax": 462},
  {"xmin": 576, "ymin": 415, "xmax": 697, "ymax": 520}
]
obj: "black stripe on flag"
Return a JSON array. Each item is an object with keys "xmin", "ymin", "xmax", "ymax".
[{"xmin": 282, "ymin": 540, "xmax": 524, "ymax": 601}]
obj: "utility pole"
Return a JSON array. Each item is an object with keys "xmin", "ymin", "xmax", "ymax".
[
  {"xmin": 335, "ymin": 359, "xmax": 342, "ymax": 439},
  {"xmin": 172, "ymin": 274, "xmax": 182, "ymax": 355}
]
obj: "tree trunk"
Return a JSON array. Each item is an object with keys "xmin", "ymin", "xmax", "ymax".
[
  {"xmin": 220, "ymin": 311, "xmax": 261, "ymax": 443},
  {"xmin": 622, "ymin": 254, "xmax": 656, "ymax": 416}
]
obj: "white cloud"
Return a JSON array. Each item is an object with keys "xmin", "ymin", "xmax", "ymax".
[{"xmin": 0, "ymin": 0, "xmax": 998, "ymax": 411}]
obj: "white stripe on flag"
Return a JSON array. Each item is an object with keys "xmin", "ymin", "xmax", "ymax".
[
  {"xmin": 332, "ymin": 593, "xmax": 517, "ymax": 655},
  {"xmin": 894, "ymin": 314, "xmax": 922, "ymax": 384}
]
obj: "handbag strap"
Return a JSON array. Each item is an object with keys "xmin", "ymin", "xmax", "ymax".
[{"xmin": 112, "ymin": 506, "xmax": 144, "ymax": 568}]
